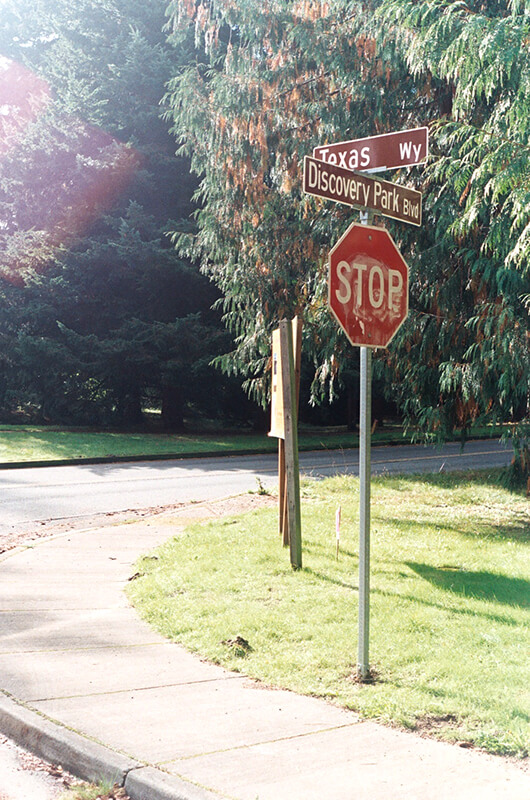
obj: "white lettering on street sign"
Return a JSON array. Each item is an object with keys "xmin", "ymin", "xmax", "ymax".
[
  {"xmin": 335, "ymin": 261, "xmax": 404, "ymax": 312},
  {"xmin": 303, "ymin": 156, "xmax": 422, "ymax": 227},
  {"xmin": 328, "ymin": 222, "xmax": 409, "ymax": 349},
  {"xmin": 314, "ymin": 127, "xmax": 428, "ymax": 172}
]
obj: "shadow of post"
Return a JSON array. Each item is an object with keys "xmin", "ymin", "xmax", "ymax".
[{"xmin": 405, "ymin": 562, "xmax": 530, "ymax": 609}]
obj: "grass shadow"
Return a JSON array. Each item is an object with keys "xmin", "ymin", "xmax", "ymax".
[
  {"xmin": 383, "ymin": 514, "xmax": 528, "ymax": 544},
  {"xmin": 303, "ymin": 566, "xmax": 357, "ymax": 591},
  {"xmin": 373, "ymin": 586, "xmax": 521, "ymax": 627},
  {"xmin": 406, "ymin": 562, "xmax": 530, "ymax": 609},
  {"xmin": 376, "ymin": 467, "xmax": 524, "ymax": 496}
]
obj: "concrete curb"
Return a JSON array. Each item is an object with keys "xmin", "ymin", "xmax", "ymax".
[
  {"xmin": 125, "ymin": 767, "xmax": 217, "ymax": 800},
  {"xmin": 0, "ymin": 433, "xmax": 504, "ymax": 471},
  {"xmin": 0, "ymin": 693, "xmax": 214, "ymax": 800},
  {"xmin": 0, "ymin": 449, "xmax": 266, "ymax": 471},
  {"xmin": 0, "ymin": 692, "xmax": 137, "ymax": 784}
]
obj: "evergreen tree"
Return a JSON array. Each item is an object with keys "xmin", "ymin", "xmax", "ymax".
[
  {"xmin": 377, "ymin": 0, "xmax": 529, "ymax": 483},
  {"xmin": 0, "ymin": 0, "xmax": 235, "ymax": 427},
  {"xmin": 165, "ymin": 0, "xmax": 528, "ymax": 483},
  {"xmin": 164, "ymin": 0, "xmax": 422, "ymax": 406}
]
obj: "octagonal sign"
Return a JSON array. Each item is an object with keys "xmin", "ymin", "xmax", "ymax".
[{"xmin": 329, "ymin": 222, "xmax": 409, "ymax": 349}]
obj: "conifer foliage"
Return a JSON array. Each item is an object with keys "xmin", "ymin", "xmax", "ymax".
[
  {"xmin": 0, "ymin": 0, "xmax": 527, "ymax": 481},
  {"xmin": 378, "ymin": 0, "xmax": 529, "ymax": 484},
  {"xmin": 166, "ymin": 0, "xmax": 528, "ymax": 484},
  {"xmin": 164, "ymin": 0, "xmax": 421, "ymax": 404},
  {"xmin": 0, "ymin": 0, "xmax": 232, "ymax": 427}
]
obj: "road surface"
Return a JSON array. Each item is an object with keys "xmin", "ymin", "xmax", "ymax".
[{"xmin": 0, "ymin": 439, "xmax": 512, "ymax": 533}]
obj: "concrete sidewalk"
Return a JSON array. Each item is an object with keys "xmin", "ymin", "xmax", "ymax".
[{"xmin": 0, "ymin": 503, "xmax": 528, "ymax": 800}]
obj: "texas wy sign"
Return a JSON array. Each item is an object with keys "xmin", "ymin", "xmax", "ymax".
[
  {"xmin": 314, "ymin": 126, "xmax": 428, "ymax": 172},
  {"xmin": 303, "ymin": 155, "xmax": 422, "ymax": 226},
  {"xmin": 328, "ymin": 222, "xmax": 409, "ymax": 348}
]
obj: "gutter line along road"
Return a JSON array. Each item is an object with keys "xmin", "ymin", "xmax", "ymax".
[{"xmin": 0, "ymin": 439, "xmax": 512, "ymax": 532}]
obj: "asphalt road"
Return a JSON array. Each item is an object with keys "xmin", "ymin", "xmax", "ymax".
[
  {"xmin": 0, "ymin": 439, "xmax": 512, "ymax": 533},
  {"xmin": 0, "ymin": 734, "xmax": 68, "ymax": 800}
]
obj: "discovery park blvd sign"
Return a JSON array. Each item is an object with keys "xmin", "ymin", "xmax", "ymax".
[{"xmin": 303, "ymin": 155, "xmax": 422, "ymax": 227}]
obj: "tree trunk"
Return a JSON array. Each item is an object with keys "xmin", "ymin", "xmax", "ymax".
[
  {"xmin": 347, "ymin": 384, "xmax": 358, "ymax": 432},
  {"xmin": 115, "ymin": 391, "xmax": 144, "ymax": 427},
  {"xmin": 161, "ymin": 385, "xmax": 184, "ymax": 431}
]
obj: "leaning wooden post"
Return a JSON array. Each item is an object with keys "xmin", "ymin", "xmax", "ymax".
[
  {"xmin": 279, "ymin": 319, "xmax": 302, "ymax": 570},
  {"xmin": 285, "ymin": 317, "xmax": 302, "ymax": 548},
  {"xmin": 272, "ymin": 318, "xmax": 302, "ymax": 548},
  {"xmin": 278, "ymin": 438, "xmax": 287, "ymax": 541}
]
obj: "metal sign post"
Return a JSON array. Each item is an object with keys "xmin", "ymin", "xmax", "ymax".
[
  {"xmin": 358, "ymin": 344, "xmax": 372, "ymax": 680},
  {"xmin": 303, "ymin": 125, "xmax": 420, "ymax": 681},
  {"xmin": 358, "ymin": 212, "xmax": 372, "ymax": 681},
  {"xmin": 327, "ymin": 217, "xmax": 409, "ymax": 681}
]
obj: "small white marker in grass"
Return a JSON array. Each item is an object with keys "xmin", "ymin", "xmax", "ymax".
[{"xmin": 336, "ymin": 505, "xmax": 341, "ymax": 560}]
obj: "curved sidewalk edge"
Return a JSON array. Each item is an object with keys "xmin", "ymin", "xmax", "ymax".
[
  {"xmin": 1, "ymin": 509, "xmax": 527, "ymax": 800},
  {"xmin": 0, "ymin": 693, "xmax": 215, "ymax": 800}
]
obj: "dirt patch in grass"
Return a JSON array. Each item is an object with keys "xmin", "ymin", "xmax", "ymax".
[
  {"xmin": 411, "ymin": 714, "xmax": 479, "ymax": 751},
  {"xmin": 414, "ymin": 714, "xmax": 458, "ymax": 733},
  {"xmin": 413, "ymin": 713, "xmax": 460, "ymax": 734}
]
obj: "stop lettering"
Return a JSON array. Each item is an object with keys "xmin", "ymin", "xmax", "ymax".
[{"xmin": 328, "ymin": 223, "xmax": 409, "ymax": 348}]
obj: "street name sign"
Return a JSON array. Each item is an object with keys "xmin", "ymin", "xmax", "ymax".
[
  {"xmin": 328, "ymin": 222, "xmax": 409, "ymax": 348},
  {"xmin": 303, "ymin": 155, "xmax": 422, "ymax": 227},
  {"xmin": 313, "ymin": 126, "xmax": 428, "ymax": 172}
]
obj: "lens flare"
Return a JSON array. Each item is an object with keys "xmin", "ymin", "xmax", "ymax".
[{"xmin": 0, "ymin": 56, "xmax": 140, "ymax": 285}]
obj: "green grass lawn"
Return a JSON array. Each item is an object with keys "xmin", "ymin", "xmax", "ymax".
[
  {"xmin": 0, "ymin": 423, "xmax": 406, "ymax": 463},
  {"xmin": 0, "ymin": 426, "xmax": 277, "ymax": 462},
  {"xmin": 57, "ymin": 780, "xmax": 123, "ymax": 800},
  {"xmin": 0, "ymin": 422, "xmax": 502, "ymax": 463},
  {"xmin": 127, "ymin": 469, "xmax": 530, "ymax": 758}
]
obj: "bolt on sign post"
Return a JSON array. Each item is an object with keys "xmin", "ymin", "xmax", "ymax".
[{"xmin": 269, "ymin": 318, "xmax": 302, "ymax": 567}]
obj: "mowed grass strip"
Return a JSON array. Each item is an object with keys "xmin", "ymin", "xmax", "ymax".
[
  {"xmin": 0, "ymin": 422, "xmax": 500, "ymax": 463},
  {"xmin": 127, "ymin": 469, "xmax": 529, "ymax": 758},
  {"xmin": 0, "ymin": 427, "xmax": 272, "ymax": 462},
  {"xmin": 0, "ymin": 425, "xmax": 404, "ymax": 463}
]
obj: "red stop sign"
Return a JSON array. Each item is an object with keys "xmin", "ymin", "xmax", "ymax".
[{"xmin": 328, "ymin": 222, "xmax": 409, "ymax": 348}]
